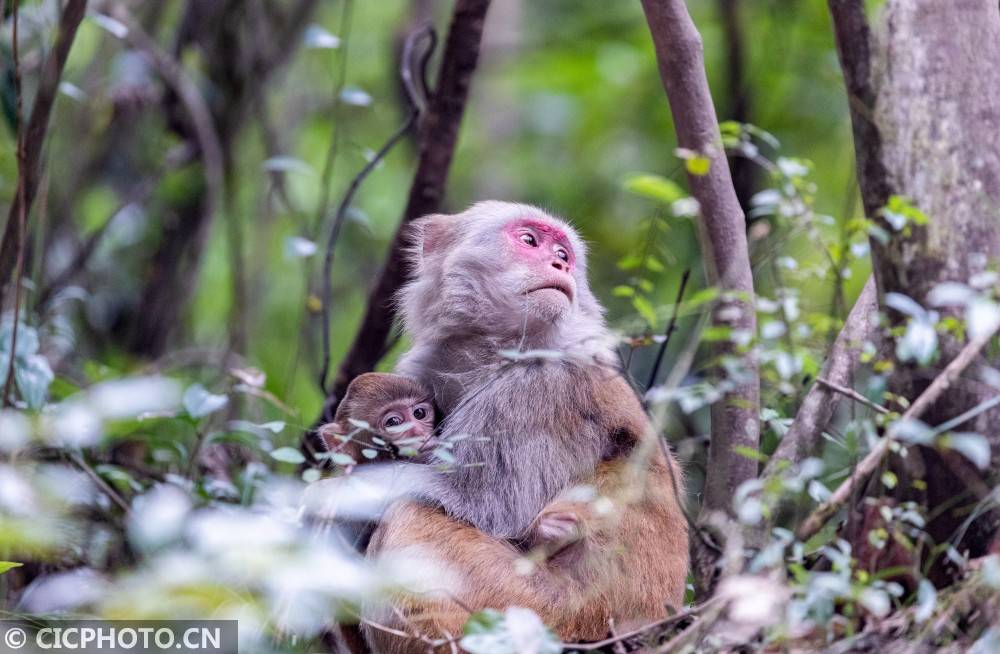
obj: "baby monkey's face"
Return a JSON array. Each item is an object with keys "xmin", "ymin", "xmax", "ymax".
[
  {"xmin": 324, "ymin": 373, "xmax": 439, "ymax": 463},
  {"xmin": 378, "ymin": 397, "xmax": 435, "ymax": 440}
]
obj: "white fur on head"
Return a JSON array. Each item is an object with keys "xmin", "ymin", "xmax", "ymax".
[{"xmin": 397, "ymin": 201, "xmax": 612, "ymax": 356}]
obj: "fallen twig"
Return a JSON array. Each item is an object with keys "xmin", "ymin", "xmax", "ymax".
[{"xmin": 317, "ymin": 0, "xmax": 492, "ymax": 423}]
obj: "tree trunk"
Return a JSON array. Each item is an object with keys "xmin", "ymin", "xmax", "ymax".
[
  {"xmin": 834, "ymin": 0, "xmax": 1000, "ymax": 567},
  {"xmin": 640, "ymin": 0, "xmax": 760, "ymax": 596}
]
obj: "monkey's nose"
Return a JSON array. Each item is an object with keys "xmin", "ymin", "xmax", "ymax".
[{"xmin": 551, "ymin": 259, "xmax": 567, "ymax": 272}]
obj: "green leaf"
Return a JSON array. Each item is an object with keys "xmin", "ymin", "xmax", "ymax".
[
  {"xmin": 612, "ymin": 285, "xmax": 635, "ymax": 298},
  {"xmin": 284, "ymin": 236, "xmax": 318, "ymax": 259},
  {"xmin": 733, "ymin": 445, "xmax": 768, "ymax": 463},
  {"xmin": 702, "ymin": 325, "xmax": 733, "ymax": 342},
  {"xmin": 461, "ymin": 608, "xmax": 561, "ymax": 654},
  {"xmin": 684, "ymin": 156, "xmax": 712, "ymax": 176},
  {"xmin": 15, "ymin": 354, "xmax": 53, "ymax": 410},
  {"xmin": 340, "ymin": 87, "xmax": 373, "ymax": 107},
  {"xmin": 182, "ymin": 384, "xmax": 229, "ymax": 419},
  {"xmin": 263, "ymin": 157, "xmax": 316, "ymax": 176},
  {"xmin": 623, "ymin": 173, "xmax": 685, "ymax": 204},
  {"xmin": 632, "ymin": 296, "xmax": 658, "ymax": 327},
  {"xmin": 270, "ymin": 447, "xmax": 306, "ymax": 465},
  {"xmin": 617, "ymin": 253, "xmax": 644, "ymax": 271},
  {"xmin": 330, "ymin": 452, "xmax": 357, "ymax": 466},
  {"xmin": 0, "ymin": 561, "xmax": 23, "ymax": 575},
  {"xmin": 463, "ymin": 609, "xmax": 505, "ymax": 636},
  {"xmin": 303, "ymin": 24, "xmax": 341, "ymax": 49},
  {"xmin": 684, "ymin": 287, "xmax": 721, "ymax": 309},
  {"xmin": 0, "ymin": 320, "xmax": 40, "ymax": 358},
  {"xmin": 914, "ymin": 579, "xmax": 936, "ymax": 623}
]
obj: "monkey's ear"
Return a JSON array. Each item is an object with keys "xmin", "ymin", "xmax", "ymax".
[
  {"xmin": 318, "ymin": 421, "xmax": 344, "ymax": 437},
  {"xmin": 412, "ymin": 213, "xmax": 459, "ymax": 257},
  {"xmin": 316, "ymin": 421, "xmax": 345, "ymax": 450}
]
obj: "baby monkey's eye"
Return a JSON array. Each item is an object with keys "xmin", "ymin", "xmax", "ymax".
[
  {"xmin": 413, "ymin": 407, "xmax": 427, "ymax": 420},
  {"xmin": 383, "ymin": 415, "xmax": 404, "ymax": 428},
  {"xmin": 519, "ymin": 233, "xmax": 538, "ymax": 247}
]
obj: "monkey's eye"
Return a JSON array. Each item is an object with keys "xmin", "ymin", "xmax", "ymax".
[
  {"xmin": 519, "ymin": 233, "xmax": 538, "ymax": 247},
  {"xmin": 413, "ymin": 405, "xmax": 431, "ymax": 421},
  {"xmin": 382, "ymin": 414, "xmax": 404, "ymax": 429},
  {"xmin": 555, "ymin": 247, "xmax": 569, "ymax": 262}
]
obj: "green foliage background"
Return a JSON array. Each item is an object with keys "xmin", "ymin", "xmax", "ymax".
[{"xmin": 57, "ymin": 0, "xmax": 864, "ymax": 425}]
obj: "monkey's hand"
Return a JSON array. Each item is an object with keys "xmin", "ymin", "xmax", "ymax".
[{"xmin": 527, "ymin": 500, "xmax": 591, "ymax": 555}]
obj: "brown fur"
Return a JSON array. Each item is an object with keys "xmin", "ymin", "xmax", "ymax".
[{"xmin": 364, "ymin": 373, "xmax": 688, "ymax": 652}]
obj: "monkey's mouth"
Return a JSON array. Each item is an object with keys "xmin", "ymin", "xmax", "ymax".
[{"xmin": 528, "ymin": 282, "xmax": 573, "ymax": 302}]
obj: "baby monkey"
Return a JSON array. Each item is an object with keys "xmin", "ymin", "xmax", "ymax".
[
  {"xmin": 318, "ymin": 372, "xmax": 437, "ymax": 466},
  {"xmin": 319, "ymin": 372, "xmax": 584, "ymax": 555}
]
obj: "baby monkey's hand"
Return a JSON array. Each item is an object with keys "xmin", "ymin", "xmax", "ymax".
[{"xmin": 527, "ymin": 500, "xmax": 591, "ymax": 555}]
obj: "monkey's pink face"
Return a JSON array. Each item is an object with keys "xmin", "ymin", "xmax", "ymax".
[{"xmin": 503, "ymin": 219, "xmax": 577, "ymax": 314}]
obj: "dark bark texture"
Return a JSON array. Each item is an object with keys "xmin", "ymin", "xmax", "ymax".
[{"xmin": 718, "ymin": 0, "xmax": 756, "ymax": 211}]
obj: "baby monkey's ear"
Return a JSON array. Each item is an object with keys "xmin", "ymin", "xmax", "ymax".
[{"xmin": 316, "ymin": 421, "xmax": 348, "ymax": 451}]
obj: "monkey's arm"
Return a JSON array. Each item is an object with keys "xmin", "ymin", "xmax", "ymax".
[
  {"xmin": 364, "ymin": 455, "xmax": 687, "ymax": 654},
  {"xmin": 531, "ymin": 371, "xmax": 689, "ymax": 616},
  {"xmin": 363, "ymin": 373, "xmax": 689, "ymax": 652},
  {"xmin": 362, "ymin": 501, "xmax": 609, "ymax": 654}
]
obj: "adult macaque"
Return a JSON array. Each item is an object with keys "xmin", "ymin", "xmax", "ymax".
[{"xmin": 361, "ymin": 202, "xmax": 689, "ymax": 652}]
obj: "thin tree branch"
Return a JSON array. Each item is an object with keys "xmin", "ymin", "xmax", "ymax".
[
  {"xmin": 815, "ymin": 377, "xmax": 889, "ymax": 416},
  {"xmin": 0, "ymin": 0, "xmax": 88, "ymax": 311},
  {"xmin": 312, "ymin": 0, "xmax": 356, "ymax": 238},
  {"xmin": 796, "ymin": 323, "xmax": 1000, "ymax": 542},
  {"xmin": 36, "ymin": 179, "xmax": 160, "ymax": 310},
  {"xmin": 639, "ymin": 0, "xmax": 760, "ymax": 523},
  {"xmin": 717, "ymin": 0, "xmax": 756, "ymax": 210},
  {"xmin": 565, "ymin": 599, "xmax": 719, "ymax": 651},
  {"xmin": 2, "ymin": 0, "xmax": 27, "ymax": 407},
  {"xmin": 69, "ymin": 451, "xmax": 132, "ymax": 516},
  {"xmin": 763, "ymin": 275, "xmax": 879, "ymax": 476},
  {"xmin": 816, "ymin": 376, "xmax": 889, "ymax": 415},
  {"xmin": 317, "ymin": 0, "xmax": 492, "ymax": 423},
  {"xmin": 646, "ymin": 268, "xmax": 691, "ymax": 391},
  {"xmin": 317, "ymin": 25, "xmax": 436, "ymax": 393}
]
